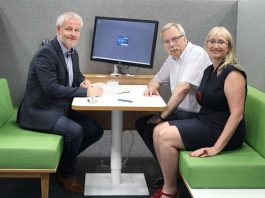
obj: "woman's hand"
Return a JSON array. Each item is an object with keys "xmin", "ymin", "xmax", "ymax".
[{"xmin": 189, "ymin": 147, "xmax": 220, "ymax": 157}]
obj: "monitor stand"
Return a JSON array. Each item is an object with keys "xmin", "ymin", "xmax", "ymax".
[{"xmin": 110, "ymin": 64, "xmax": 122, "ymax": 77}]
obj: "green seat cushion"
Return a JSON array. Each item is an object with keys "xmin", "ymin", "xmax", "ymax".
[
  {"xmin": 179, "ymin": 143, "xmax": 265, "ymax": 188},
  {"xmin": 0, "ymin": 110, "xmax": 63, "ymax": 169},
  {"xmin": 0, "ymin": 79, "xmax": 13, "ymax": 128},
  {"xmin": 245, "ymin": 85, "xmax": 265, "ymax": 158}
]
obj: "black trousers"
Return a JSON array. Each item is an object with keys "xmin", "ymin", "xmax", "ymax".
[{"xmin": 135, "ymin": 109, "xmax": 198, "ymax": 157}]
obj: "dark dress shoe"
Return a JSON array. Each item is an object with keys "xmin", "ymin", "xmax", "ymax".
[
  {"xmin": 150, "ymin": 176, "xmax": 164, "ymax": 189},
  {"xmin": 56, "ymin": 174, "xmax": 84, "ymax": 193}
]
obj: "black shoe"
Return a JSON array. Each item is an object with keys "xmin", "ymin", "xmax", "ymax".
[{"xmin": 150, "ymin": 176, "xmax": 164, "ymax": 189}]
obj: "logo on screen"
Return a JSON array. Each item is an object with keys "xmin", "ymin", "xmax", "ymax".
[{"xmin": 116, "ymin": 36, "xmax": 129, "ymax": 46}]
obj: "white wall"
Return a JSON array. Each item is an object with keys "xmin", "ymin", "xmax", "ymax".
[{"xmin": 237, "ymin": 0, "xmax": 265, "ymax": 91}]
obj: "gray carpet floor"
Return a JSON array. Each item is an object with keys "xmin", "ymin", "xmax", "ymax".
[{"xmin": 0, "ymin": 157, "xmax": 191, "ymax": 198}]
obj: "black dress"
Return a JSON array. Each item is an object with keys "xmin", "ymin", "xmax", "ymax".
[{"xmin": 168, "ymin": 64, "xmax": 247, "ymax": 151}]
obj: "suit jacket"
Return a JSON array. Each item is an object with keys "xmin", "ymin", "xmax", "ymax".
[{"xmin": 17, "ymin": 37, "xmax": 87, "ymax": 131}]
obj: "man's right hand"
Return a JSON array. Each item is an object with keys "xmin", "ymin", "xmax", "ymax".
[
  {"xmin": 144, "ymin": 79, "xmax": 160, "ymax": 96},
  {"xmin": 87, "ymin": 85, "xmax": 103, "ymax": 97},
  {"xmin": 144, "ymin": 88, "xmax": 159, "ymax": 96}
]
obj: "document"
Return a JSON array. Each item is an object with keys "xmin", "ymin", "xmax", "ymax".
[{"xmin": 92, "ymin": 82, "xmax": 130, "ymax": 94}]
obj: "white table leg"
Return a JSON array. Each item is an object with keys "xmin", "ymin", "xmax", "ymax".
[
  {"xmin": 110, "ymin": 110, "xmax": 123, "ymax": 184},
  {"xmin": 84, "ymin": 110, "xmax": 149, "ymax": 196}
]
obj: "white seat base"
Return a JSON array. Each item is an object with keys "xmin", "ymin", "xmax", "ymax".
[{"xmin": 183, "ymin": 178, "xmax": 265, "ymax": 198}]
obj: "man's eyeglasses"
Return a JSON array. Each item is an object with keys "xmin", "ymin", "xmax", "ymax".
[
  {"xmin": 207, "ymin": 39, "xmax": 228, "ymax": 46},
  {"xmin": 163, "ymin": 35, "xmax": 184, "ymax": 46}
]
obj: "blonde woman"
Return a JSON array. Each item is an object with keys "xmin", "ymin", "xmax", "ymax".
[{"xmin": 150, "ymin": 27, "xmax": 247, "ymax": 198}]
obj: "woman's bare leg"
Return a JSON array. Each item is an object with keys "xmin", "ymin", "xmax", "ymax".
[{"xmin": 153, "ymin": 122, "xmax": 185, "ymax": 197}]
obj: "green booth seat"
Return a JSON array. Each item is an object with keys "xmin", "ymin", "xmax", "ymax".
[
  {"xmin": 179, "ymin": 85, "xmax": 265, "ymax": 189},
  {"xmin": 0, "ymin": 110, "xmax": 63, "ymax": 169},
  {"xmin": 0, "ymin": 78, "xmax": 63, "ymax": 198}
]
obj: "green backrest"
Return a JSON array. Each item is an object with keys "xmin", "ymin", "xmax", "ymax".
[
  {"xmin": 245, "ymin": 85, "xmax": 265, "ymax": 158},
  {"xmin": 0, "ymin": 78, "xmax": 14, "ymax": 128}
]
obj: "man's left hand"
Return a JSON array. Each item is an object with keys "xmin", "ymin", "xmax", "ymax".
[
  {"xmin": 80, "ymin": 80, "xmax": 91, "ymax": 88},
  {"xmin": 147, "ymin": 115, "xmax": 163, "ymax": 124}
]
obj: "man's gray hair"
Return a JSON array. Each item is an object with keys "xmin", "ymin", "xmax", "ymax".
[
  {"xmin": 160, "ymin": 23, "xmax": 186, "ymax": 37},
  {"xmin": 56, "ymin": 12, "xmax": 83, "ymax": 28}
]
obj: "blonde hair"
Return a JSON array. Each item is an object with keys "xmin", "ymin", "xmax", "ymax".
[{"xmin": 204, "ymin": 26, "xmax": 243, "ymax": 74}]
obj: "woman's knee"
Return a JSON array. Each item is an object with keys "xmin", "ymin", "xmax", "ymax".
[
  {"xmin": 157, "ymin": 127, "xmax": 180, "ymax": 144},
  {"xmin": 153, "ymin": 124, "xmax": 161, "ymax": 141},
  {"xmin": 153, "ymin": 125, "xmax": 169, "ymax": 144}
]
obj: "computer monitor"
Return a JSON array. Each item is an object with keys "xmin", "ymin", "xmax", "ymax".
[{"xmin": 90, "ymin": 16, "xmax": 159, "ymax": 76}]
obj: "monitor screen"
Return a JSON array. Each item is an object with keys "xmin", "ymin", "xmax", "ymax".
[{"xmin": 90, "ymin": 16, "xmax": 159, "ymax": 70}]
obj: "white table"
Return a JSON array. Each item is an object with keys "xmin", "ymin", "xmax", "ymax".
[{"xmin": 72, "ymin": 85, "xmax": 167, "ymax": 196}]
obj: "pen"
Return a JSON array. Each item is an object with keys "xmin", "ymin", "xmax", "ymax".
[
  {"xmin": 87, "ymin": 97, "xmax": 97, "ymax": 104},
  {"xmin": 118, "ymin": 99, "xmax": 133, "ymax": 103}
]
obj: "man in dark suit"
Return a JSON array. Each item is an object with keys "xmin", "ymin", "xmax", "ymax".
[{"xmin": 17, "ymin": 12, "xmax": 104, "ymax": 193}]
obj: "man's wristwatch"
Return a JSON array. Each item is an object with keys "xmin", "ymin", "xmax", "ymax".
[{"xmin": 158, "ymin": 113, "xmax": 166, "ymax": 121}]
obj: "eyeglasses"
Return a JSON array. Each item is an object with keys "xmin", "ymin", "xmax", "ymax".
[
  {"xmin": 163, "ymin": 35, "xmax": 184, "ymax": 46},
  {"xmin": 207, "ymin": 39, "xmax": 228, "ymax": 46}
]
